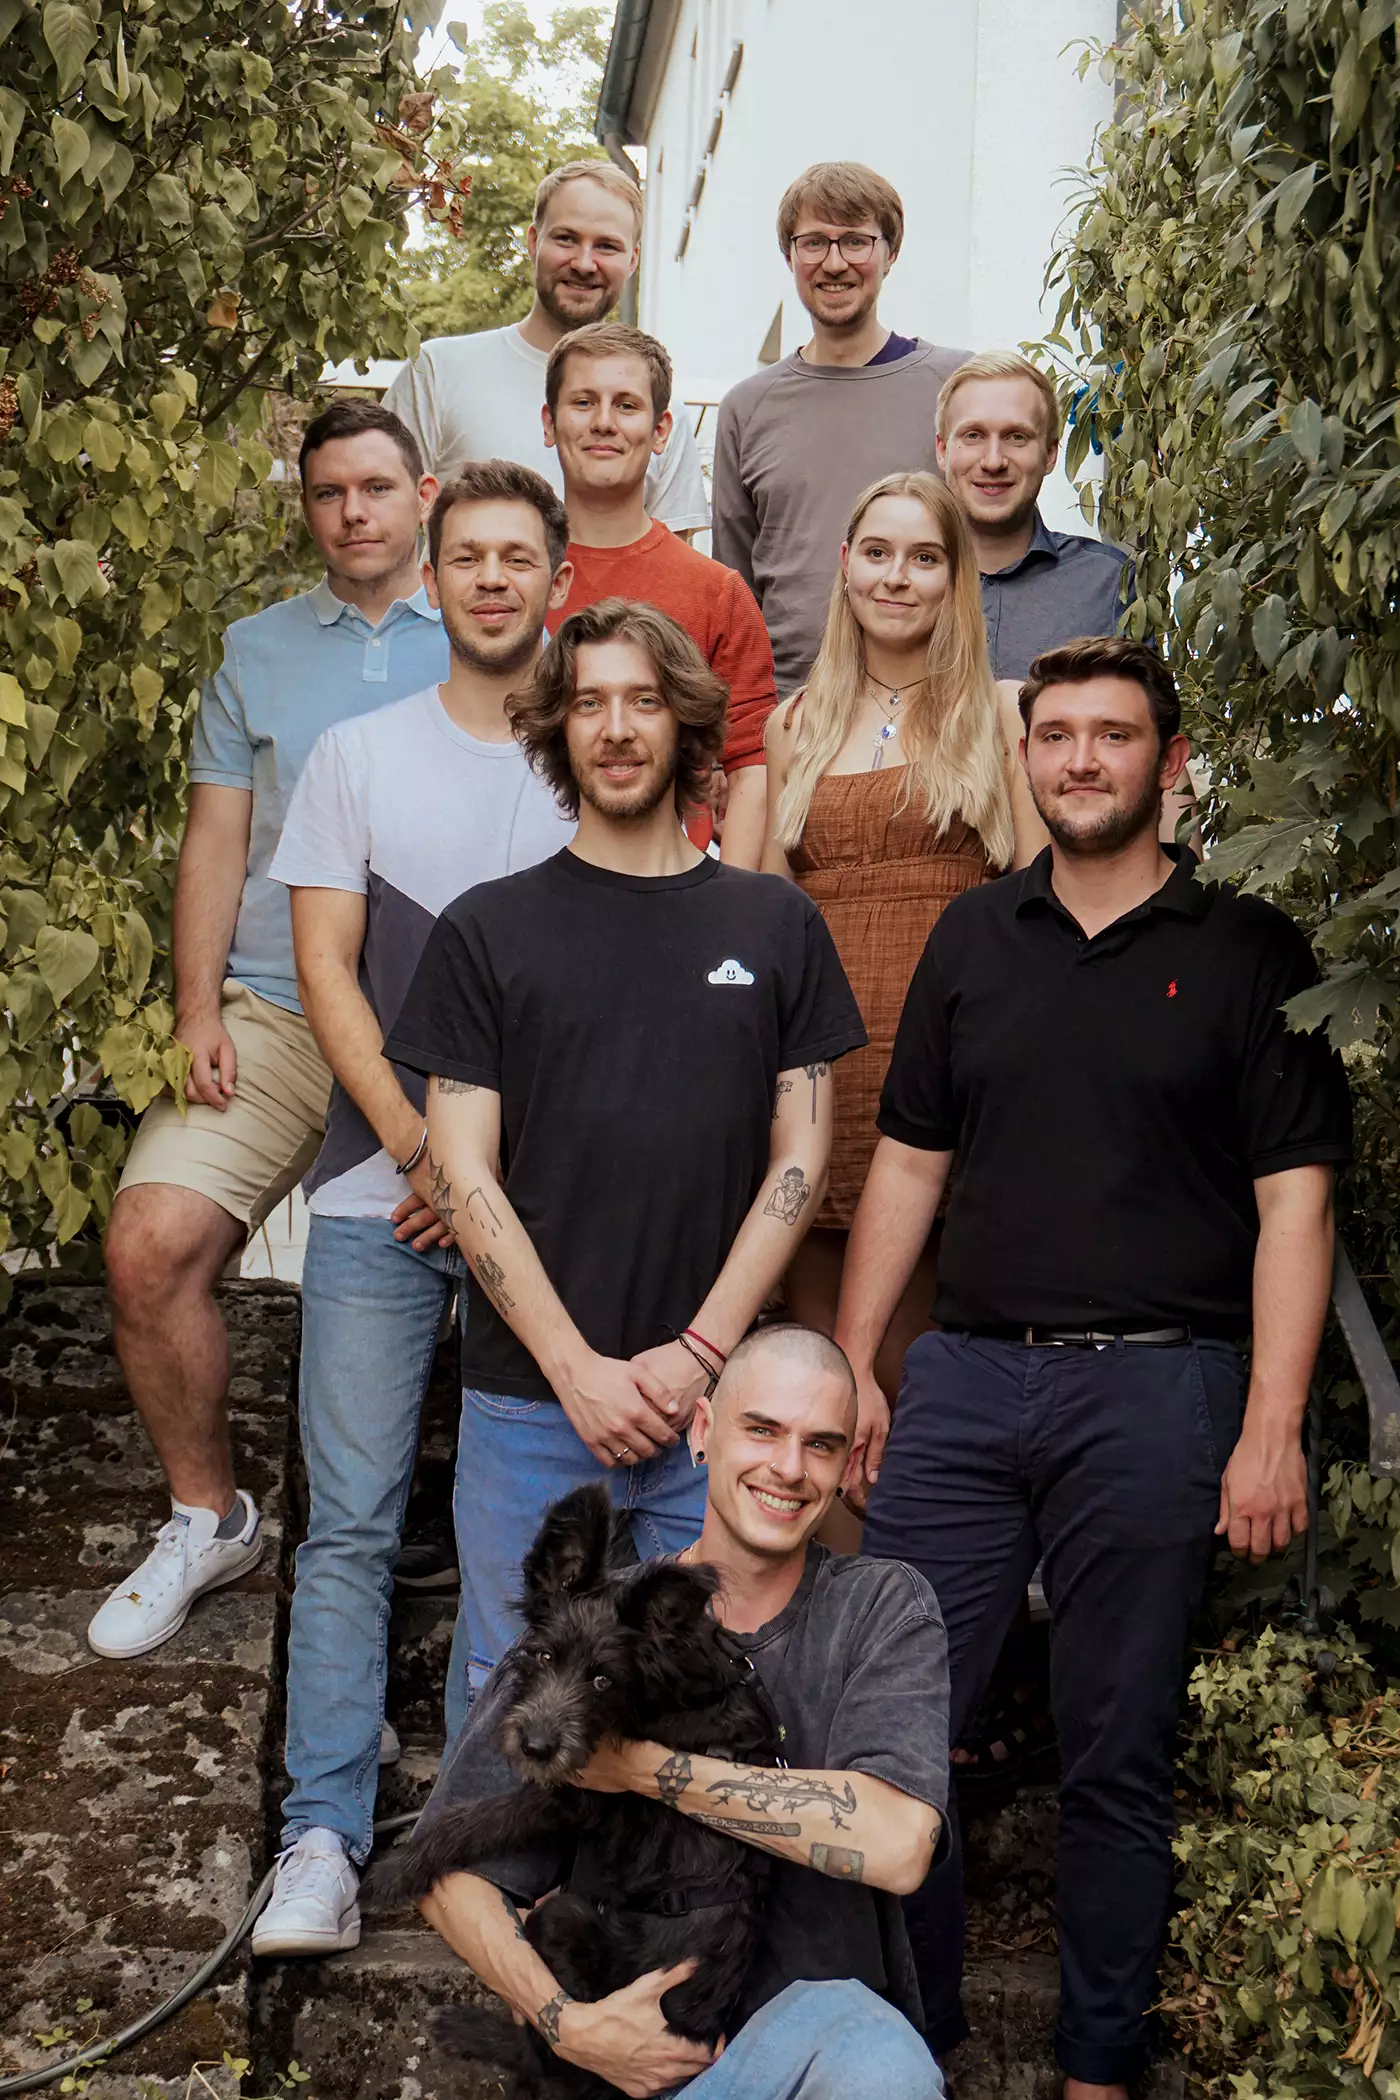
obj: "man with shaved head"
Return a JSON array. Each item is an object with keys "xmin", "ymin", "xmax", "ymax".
[{"xmin": 410, "ymin": 1322, "xmax": 951, "ymax": 2098}]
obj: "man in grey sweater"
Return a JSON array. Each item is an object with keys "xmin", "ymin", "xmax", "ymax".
[{"xmin": 712, "ymin": 162, "xmax": 965, "ymax": 695}]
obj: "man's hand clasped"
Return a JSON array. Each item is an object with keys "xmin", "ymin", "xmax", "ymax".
[
  {"xmin": 391, "ymin": 1152, "xmax": 455, "ymax": 1252},
  {"xmin": 559, "ymin": 1350, "xmax": 687, "ymax": 1470}
]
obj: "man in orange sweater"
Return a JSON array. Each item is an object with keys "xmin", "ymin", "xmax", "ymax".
[{"xmin": 544, "ymin": 321, "xmax": 777, "ymax": 865}]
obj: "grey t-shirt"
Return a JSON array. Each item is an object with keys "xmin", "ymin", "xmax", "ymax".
[
  {"xmin": 711, "ymin": 341, "xmax": 967, "ymax": 695},
  {"xmin": 419, "ymin": 1544, "xmax": 950, "ymax": 2032}
]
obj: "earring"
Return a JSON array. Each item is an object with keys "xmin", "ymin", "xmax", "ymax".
[{"xmin": 691, "ymin": 1445, "xmax": 706, "ymax": 1468}]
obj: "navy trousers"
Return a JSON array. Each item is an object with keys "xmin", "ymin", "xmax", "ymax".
[{"xmin": 861, "ymin": 1330, "xmax": 1247, "ymax": 2087}]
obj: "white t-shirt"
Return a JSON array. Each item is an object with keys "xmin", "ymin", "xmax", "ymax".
[
  {"xmin": 268, "ymin": 686, "xmax": 573, "ymax": 1221},
  {"xmin": 382, "ymin": 324, "xmax": 710, "ymax": 534}
]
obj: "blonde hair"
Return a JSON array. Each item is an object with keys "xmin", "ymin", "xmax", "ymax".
[
  {"xmin": 936, "ymin": 352, "xmax": 1062, "ymax": 447},
  {"xmin": 775, "ymin": 473, "xmax": 1014, "ymax": 869},
  {"xmin": 533, "ymin": 158, "xmax": 643, "ymax": 240},
  {"xmin": 776, "ymin": 162, "xmax": 904, "ymax": 261}
]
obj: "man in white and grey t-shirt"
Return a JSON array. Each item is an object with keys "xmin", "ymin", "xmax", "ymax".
[
  {"xmin": 383, "ymin": 159, "xmax": 709, "ymax": 537},
  {"xmin": 252, "ymin": 462, "xmax": 574, "ymax": 1957}
]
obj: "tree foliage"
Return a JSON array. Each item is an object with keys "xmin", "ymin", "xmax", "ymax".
[
  {"xmin": 1050, "ymin": 4, "xmax": 1400, "ymax": 2086},
  {"xmin": 402, "ymin": 2, "xmax": 608, "ymax": 340},
  {"xmin": 0, "ymin": 0, "xmax": 428, "ymax": 1297}
]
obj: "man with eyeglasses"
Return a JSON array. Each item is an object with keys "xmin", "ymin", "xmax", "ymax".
[{"xmin": 712, "ymin": 162, "xmax": 965, "ymax": 695}]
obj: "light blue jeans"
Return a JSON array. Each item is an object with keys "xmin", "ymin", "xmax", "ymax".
[
  {"xmin": 452, "ymin": 1382, "xmax": 709, "ymax": 1719},
  {"xmin": 674, "ymin": 1980, "xmax": 943, "ymax": 2098},
  {"xmin": 283, "ymin": 1215, "xmax": 468, "ymax": 1863}
]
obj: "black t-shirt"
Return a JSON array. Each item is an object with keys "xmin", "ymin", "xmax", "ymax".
[
  {"xmin": 421, "ymin": 1545, "xmax": 950, "ymax": 2032},
  {"xmin": 385, "ymin": 850, "xmax": 866, "ymax": 1396},
  {"xmin": 879, "ymin": 847, "xmax": 1352, "ymax": 1335}
]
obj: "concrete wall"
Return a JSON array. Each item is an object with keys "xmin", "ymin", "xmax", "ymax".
[{"xmin": 632, "ymin": 0, "xmax": 1117, "ymax": 529}]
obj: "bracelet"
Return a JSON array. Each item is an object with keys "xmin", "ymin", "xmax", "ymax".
[
  {"xmin": 684, "ymin": 1326, "xmax": 727, "ymax": 1369},
  {"xmin": 397, "ymin": 1123, "xmax": 429, "ymax": 1176},
  {"xmin": 676, "ymin": 1332, "xmax": 721, "ymax": 1396}
]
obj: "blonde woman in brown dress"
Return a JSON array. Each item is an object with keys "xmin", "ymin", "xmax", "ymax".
[{"xmin": 763, "ymin": 471, "xmax": 1041, "ymax": 1507}]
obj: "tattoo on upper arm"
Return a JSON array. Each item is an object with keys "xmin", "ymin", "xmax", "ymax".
[
  {"xmin": 810, "ymin": 1843, "xmax": 865, "ymax": 1881},
  {"xmin": 426, "ymin": 1150, "xmax": 457, "ymax": 1237},
  {"xmin": 473, "ymin": 1250, "xmax": 515, "ymax": 1314},
  {"xmin": 535, "ymin": 1989, "xmax": 572, "ymax": 2048},
  {"xmin": 434, "ymin": 1076, "xmax": 480, "ymax": 1095},
  {"xmin": 499, "ymin": 1889, "xmax": 527, "ymax": 1940},
  {"xmin": 763, "ymin": 1164, "xmax": 812, "ymax": 1227},
  {"xmin": 772, "ymin": 1078, "xmax": 793, "ymax": 1122},
  {"xmin": 803, "ymin": 1061, "xmax": 830, "ymax": 1123},
  {"xmin": 704, "ymin": 1769, "xmax": 858, "ymax": 1829},
  {"xmin": 655, "ymin": 1751, "xmax": 694, "ymax": 1804}
]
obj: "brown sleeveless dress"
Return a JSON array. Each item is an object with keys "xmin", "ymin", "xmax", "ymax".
[{"xmin": 790, "ymin": 765, "xmax": 989, "ymax": 1229}]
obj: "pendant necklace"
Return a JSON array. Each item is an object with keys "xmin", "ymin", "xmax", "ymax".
[{"xmin": 869, "ymin": 679, "xmax": 903, "ymax": 770}]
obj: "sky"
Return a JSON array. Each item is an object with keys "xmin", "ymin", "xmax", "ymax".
[{"xmin": 415, "ymin": 0, "xmax": 572, "ymax": 77}]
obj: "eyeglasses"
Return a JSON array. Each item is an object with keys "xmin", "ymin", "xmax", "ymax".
[{"xmin": 792, "ymin": 231, "xmax": 880, "ymax": 264}]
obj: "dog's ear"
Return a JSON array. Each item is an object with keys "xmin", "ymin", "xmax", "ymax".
[
  {"xmin": 617, "ymin": 1560, "xmax": 720, "ymax": 1643},
  {"xmin": 520, "ymin": 1483, "xmax": 618, "ymax": 1605}
]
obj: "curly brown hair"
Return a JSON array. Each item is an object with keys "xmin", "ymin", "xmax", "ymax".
[{"xmin": 507, "ymin": 598, "xmax": 728, "ymax": 818}]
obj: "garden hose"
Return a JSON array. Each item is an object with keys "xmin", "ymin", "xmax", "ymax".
[{"xmin": 0, "ymin": 1812, "xmax": 421, "ymax": 2096}]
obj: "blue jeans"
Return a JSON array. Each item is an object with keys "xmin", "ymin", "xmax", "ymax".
[
  {"xmin": 862, "ymin": 1330, "xmax": 1246, "ymax": 2086},
  {"xmin": 283, "ymin": 1214, "xmax": 468, "ymax": 1863},
  {"xmin": 451, "ymin": 1383, "xmax": 708, "ymax": 1716},
  {"xmin": 673, "ymin": 1980, "xmax": 942, "ymax": 2099}
]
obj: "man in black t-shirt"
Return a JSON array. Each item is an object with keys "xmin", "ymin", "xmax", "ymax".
[
  {"xmin": 385, "ymin": 597, "xmax": 866, "ymax": 1718},
  {"xmin": 836, "ymin": 637, "xmax": 1351, "ymax": 2097},
  {"xmin": 410, "ymin": 1323, "xmax": 947, "ymax": 2099}
]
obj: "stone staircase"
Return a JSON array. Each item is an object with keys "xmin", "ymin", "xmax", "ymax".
[{"xmin": 1, "ymin": 1282, "xmax": 1183, "ymax": 2098}]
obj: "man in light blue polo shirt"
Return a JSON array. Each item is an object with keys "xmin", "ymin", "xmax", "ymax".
[{"xmin": 91, "ymin": 401, "xmax": 447, "ymax": 1663}]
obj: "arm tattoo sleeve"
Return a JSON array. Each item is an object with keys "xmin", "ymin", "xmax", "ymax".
[
  {"xmin": 464, "ymin": 1184, "xmax": 505, "ymax": 1238},
  {"xmin": 499, "ymin": 1889, "xmax": 527, "ymax": 1940},
  {"xmin": 433, "ymin": 1076, "xmax": 480, "ymax": 1095},
  {"xmin": 655, "ymin": 1751, "xmax": 694, "ymax": 1804},
  {"xmin": 809, "ymin": 1843, "xmax": 865, "ymax": 1882},
  {"xmin": 771, "ymin": 1078, "xmax": 793, "ymax": 1122},
  {"xmin": 803, "ymin": 1061, "xmax": 830, "ymax": 1123},
  {"xmin": 426, "ymin": 1150, "xmax": 456, "ymax": 1236},
  {"xmin": 763, "ymin": 1165, "xmax": 812, "ymax": 1227},
  {"xmin": 534, "ymin": 1989, "xmax": 573, "ymax": 2048},
  {"xmin": 694, "ymin": 1813, "xmax": 802, "ymax": 1844},
  {"xmin": 473, "ymin": 1250, "xmax": 515, "ymax": 1314},
  {"xmin": 704, "ymin": 1769, "xmax": 858, "ymax": 1829}
]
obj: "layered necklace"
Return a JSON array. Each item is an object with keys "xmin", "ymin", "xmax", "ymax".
[{"xmin": 868, "ymin": 677, "xmax": 905, "ymax": 769}]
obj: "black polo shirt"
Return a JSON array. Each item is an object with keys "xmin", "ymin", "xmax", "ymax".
[{"xmin": 879, "ymin": 848, "xmax": 1351, "ymax": 1335}]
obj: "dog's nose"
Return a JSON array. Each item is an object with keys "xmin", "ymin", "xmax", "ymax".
[{"xmin": 521, "ymin": 1730, "xmax": 558, "ymax": 1762}]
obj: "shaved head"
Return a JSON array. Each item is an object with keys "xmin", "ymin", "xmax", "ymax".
[{"xmin": 719, "ymin": 1323, "xmax": 857, "ymax": 1421}]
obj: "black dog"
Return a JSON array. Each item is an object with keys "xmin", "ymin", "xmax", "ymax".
[{"xmin": 365, "ymin": 1484, "xmax": 783, "ymax": 2098}]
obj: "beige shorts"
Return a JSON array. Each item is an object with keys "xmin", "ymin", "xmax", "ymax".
[{"xmin": 118, "ymin": 980, "xmax": 332, "ymax": 1233}]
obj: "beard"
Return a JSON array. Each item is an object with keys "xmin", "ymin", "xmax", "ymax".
[
  {"xmin": 535, "ymin": 270, "xmax": 615, "ymax": 332},
  {"xmin": 440, "ymin": 599, "xmax": 543, "ymax": 677},
  {"xmin": 575, "ymin": 743, "xmax": 679, "ymax": 822},
  {"xmin": 1032, "ymin": 767, "xmax": 1163, "ymax": 855}
]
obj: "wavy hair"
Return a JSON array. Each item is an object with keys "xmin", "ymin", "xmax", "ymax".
[
  {"xmin": 508, "ymin": 597, "xmax": 727, "ymax": 819},
  {"xmin": 773, "ymin": 473, "xmax": 1014, "ymax": 868}
]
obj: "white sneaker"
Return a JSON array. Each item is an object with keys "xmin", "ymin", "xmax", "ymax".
[
  {"xmin": 86, "ymin": 1492, "xmax": 263, "ymax": 1659},
  {"xmin": 251, "ymin": 1828, "xmax": 361, "ymax": 1956},
  {"xmin": 379, "ymin": 1720, "xmax": 401, "ymax": 1767}
]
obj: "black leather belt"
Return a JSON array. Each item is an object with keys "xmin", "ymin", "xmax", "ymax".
[{"xmin": 963, "ymin": 1325, "xmax": 1193, "ymax": 1348}]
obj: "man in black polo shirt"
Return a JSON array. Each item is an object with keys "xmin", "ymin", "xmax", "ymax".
[{"xmin": 835, "ymin": 634, "xmax": 1350, "ymax": 2096}]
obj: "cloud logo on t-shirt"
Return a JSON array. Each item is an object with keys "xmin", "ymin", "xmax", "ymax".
[{"xmin": 707, "ymin": 958, "xmax": 755, "ymax": 986}]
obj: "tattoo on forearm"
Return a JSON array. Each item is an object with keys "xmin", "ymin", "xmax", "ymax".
[
  {"xmin": 434, "ymin": 1076, "xmax": 479, "ymax": 1095},
  {"xmin": 534, "ymin": 1989, "xmax": 572, "ymax": 2047},
  {"xmin": 499, "ymin": 1889, "xmax": 527, "ymax": 1940},
  {"xmin": 810, "ymin": 1843, "xmax": 865, "ymax": 1881},
  {"xmin": 655, "ymin": 1751, "xmax": 694, "ymax": 1804},
  {"xmin": 763, "ymin": 1164, "xmax": 812, "ymax": 1227},
  {"xmin": 426, "ymin": 1150, "xmax": 457, "ymax": 1236},
  {"xmin": 464, "ymin": 1184, "xmax": 504, "ymax": 1238},
  {"xmin": 705, "ymin": 1769, "xmax": 858, "ymax": 1830},
  {"xmin": 473, "ymin": 1250, "xmax": 515, "ymax": 1314},
  {"xmin": 693, "ymin": 1813, "xmax": 801, "ymax": 1850},
  {"xmin": 772, "ymin": 1078, "xmax": 793, "ymax": 1122},
  {"xmin": 803, "ymin": 1061, "xmax": 830, "ymax": 1123}
]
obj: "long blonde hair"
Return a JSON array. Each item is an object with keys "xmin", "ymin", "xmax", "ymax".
[{"xmin": 774, "ymin": 472, "xmax": 1014, "ymax": 868}]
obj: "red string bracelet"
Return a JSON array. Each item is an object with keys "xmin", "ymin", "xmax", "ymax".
[{"xmin": 684, "ymin": 1326, "xmax": 727, "ymax": 1368}]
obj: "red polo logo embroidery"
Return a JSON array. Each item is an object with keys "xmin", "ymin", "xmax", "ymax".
[{"xmin": 1167, "ymin": 980, "xmax": 1178, "ymax": 998}]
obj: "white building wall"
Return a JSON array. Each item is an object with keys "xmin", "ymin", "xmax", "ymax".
[{"xmin": 634, "ymin": 0, "xmax": 1117, "ymax": 531}]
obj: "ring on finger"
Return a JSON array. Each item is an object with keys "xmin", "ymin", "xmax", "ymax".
[{"xmin": 617, "ymin": 1444, "xmax": 634, "ymax": 1461}]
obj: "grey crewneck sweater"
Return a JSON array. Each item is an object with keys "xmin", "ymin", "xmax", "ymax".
[{"xmin": 711, "ymin": 339, "xmax": 967, "ymax": 695}]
